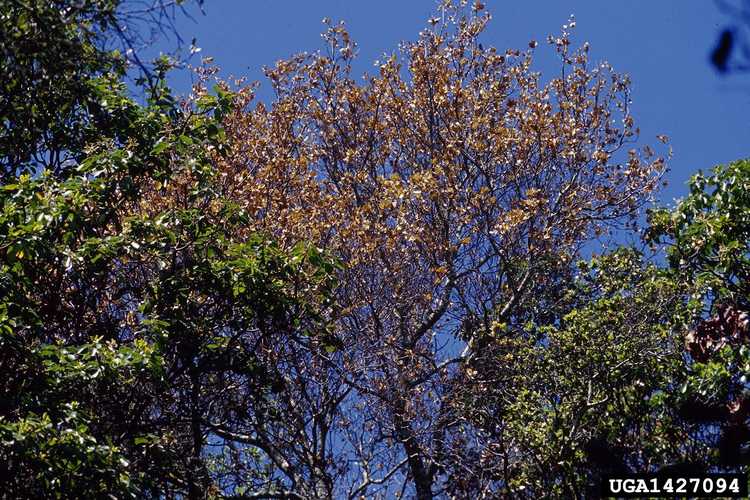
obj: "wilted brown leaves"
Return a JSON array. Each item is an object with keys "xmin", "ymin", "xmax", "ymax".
[{"xmin": 157, "ymin": 3, "xmax": 668, "ymax": 495}]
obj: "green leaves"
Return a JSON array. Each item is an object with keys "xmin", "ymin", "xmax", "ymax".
[
  {"xmin": 0, "ymin": 405, "xmax": 137, "ymax": 499},
  {"xmin": 0, "ymin": 26, "xmax": 336, "ymax": 493},
  {"xmin": 462, "ymin": 248, "xmax": 694, "ymax": 495},
  {"xmin": 645, "ymin": 158, "xmax": 750, "ymax": 468},
  {"xmin": 37, "ymin": 338, "xmax": 163, "ymax": 386},
  {"xmin": 652, "ymin": 160, "xmax": 750, "ymax": 305},
  {"xmin": 0, "ymin": 0, "xmax": 126, "ymax": 179}
]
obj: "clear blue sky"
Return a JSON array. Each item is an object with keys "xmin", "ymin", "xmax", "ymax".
[{"xmin": 168, "ymin": 1, "xmax": 748, "ymax": 205}]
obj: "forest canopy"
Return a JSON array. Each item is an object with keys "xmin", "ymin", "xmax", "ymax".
[{"xmin": 0, "ymin": 1, "xmax": 748, "ymax": 498}]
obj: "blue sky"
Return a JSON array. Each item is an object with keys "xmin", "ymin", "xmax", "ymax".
[{"xmin": 168, "ymin": 1, "xmax": 748, "ymax": 206}]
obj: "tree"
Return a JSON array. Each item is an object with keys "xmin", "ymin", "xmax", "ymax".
[
  {"xmin": 649, "ymin": 158, "xmax": 750, "ymax": 468},
  {"xmin": 0, "ymin": 2, "xmax": 336, "ymax": 497},
  {"xmin": 442, "ymin": 158, "xmax": 750, "ymax": 496},
  {"xmin": 0, "ymin": 73, "xmax": 333, "ymax": 498},
  {"xmin": 207, "ymin": 3, "xmax": 667, "ymax": 497},
  {"xmin": 0, "ymin": 0, "xmax": 202, "ymax": 180},
  {"xmin": 10, "ymin": 0, "xmax": 736, "ymax": 497},
  {"xmin": 445, "ymin": 248, "xmax": 710, "ymax": 497}
]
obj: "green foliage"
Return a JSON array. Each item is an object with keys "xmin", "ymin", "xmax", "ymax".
[
  {"xmin": 0, "ymin": 338, "xmax": 161, "ymax": 498},
  {"xmin": 458, "ymin": 249, "xmax": 701, "ymax": 496},
  {"xmin": 0, "ymin": 3, "xmax": 334, "ymax": 495},
  {"xmin": 465, "ymin": 160, "xmax": 750, "ymax": 495},
  {"xmin": 0, "ymin": 0, "xmax": 126, "ymax": 178},
  {"xmin": 0, "ymin": 405, "xmax": 135, "ymax": 498},
  {"xmin": 649, "ymin": 159, "xmax": 750, "ymax": 309},
  {"xmin": 649, "ymin": 159, "xmax": 750, "ymax": 467},
  {"xmin": 0, "ymin": 99, "xmax": 333, "ymax": 493}
]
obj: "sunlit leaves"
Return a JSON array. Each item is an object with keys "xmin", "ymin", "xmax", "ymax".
[
  {"xmin": 648, "ymin": 158, "xmax": 750, "ymax": 467},
  {"xmin": 193, "ymin": 1, "xmax": 670, "ymax": 496},
  {"xmin": 0, "ymin": 35, "xmax": 335, "ymax": 497},
  {"xmin": 454, "ymin": 249, "xmax": 695, "ymax": 496}
]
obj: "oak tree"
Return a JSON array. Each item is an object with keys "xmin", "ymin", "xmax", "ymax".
[{"xmin": 204, "ymin": 2, "xmax": 667, "ymax": 497}]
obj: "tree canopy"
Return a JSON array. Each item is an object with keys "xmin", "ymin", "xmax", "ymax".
[
  {"xmin": 0, "ymin": 0, "xmax": 334, "ymax": 496},
  {"xmin": 0, "ymin": 1, "xmax": 748, "ymax": 498}
]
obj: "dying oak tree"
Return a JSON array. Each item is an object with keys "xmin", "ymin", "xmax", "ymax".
[{"xmin": 202, "ymin": 2, "xmax": 668, "ymax": 497}]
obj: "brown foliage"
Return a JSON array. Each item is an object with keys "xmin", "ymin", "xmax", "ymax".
[
  {"xmin": 686, "ymin": 304, "xmax": 750, "ymax": 363},
  {"xmin": 166, "ymin": 3, "xmax": 667, "ymax": 497}
]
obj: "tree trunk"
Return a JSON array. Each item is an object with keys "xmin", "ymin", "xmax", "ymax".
[{"xmin": 393, "ymin": 397, "xmax": 433, "ymax": 500}]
